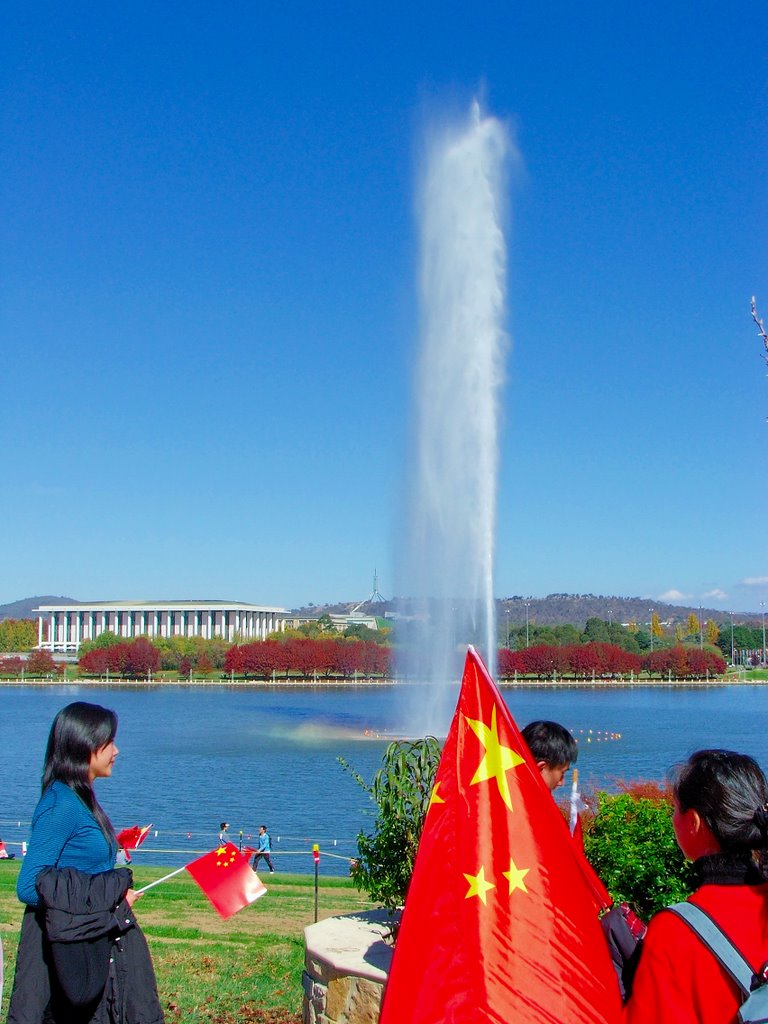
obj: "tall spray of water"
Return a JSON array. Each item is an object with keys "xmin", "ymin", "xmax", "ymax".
[{"xmin": 400, "ymin": 102, "xmax": 511, "ymax": 736}]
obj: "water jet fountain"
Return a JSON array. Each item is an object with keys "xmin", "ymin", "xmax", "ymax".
[{"xmin": 399, "ymin": 101, "xmax": 513, "ymax": 735}]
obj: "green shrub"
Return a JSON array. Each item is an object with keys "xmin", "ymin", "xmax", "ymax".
[
  {"xmin": 339, "ymin": 737, "xmax": 441, "ymax": 917},
  {"xmin": 583, "ymin": 790, "xmax": 696, "ymax": 919}
]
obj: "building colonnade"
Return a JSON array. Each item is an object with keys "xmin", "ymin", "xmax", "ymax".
[{"xmin": 36, "ymin": 602, "xmax": 288, "ymax": 653}]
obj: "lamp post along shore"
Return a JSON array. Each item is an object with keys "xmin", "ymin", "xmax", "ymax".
[
  {"xmin": 699, "ymin": 606, "xmax": 704, "ymax": 652},
  {"xmin": 729, "ymin": 612, "xmax": 735, "ymax": 666}
]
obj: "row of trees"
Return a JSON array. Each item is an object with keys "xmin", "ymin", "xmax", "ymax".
[
  {"xmin": 714, "ymin": 625, "xmax": 767, "ymax": 661},
  {"xmin": 497, "ymin": 642, "xmax": 726, "ymax": 678},
  {"xmin": 79, "ymin": 632, "xmax": 231, "ymax": 672},
  {"xmin": 76, "ymin": 634, "xmax": 393, "ymax": 678},
  {"xmin": 223, "ymin": 638, "xmax": 390, "ymax": 678},
  {"xmin": 72, "ymin": 635, "xmax": 727, "ymax": 680},
  {"xmin": 0, "ymin": 650, "xmax": 59, "ymax": 676},
  {"xmin": 73, "ymin": 616, "xmax": 392, "ymax": 675},
  {"xmin": 502, "ymin": 615, "xmax": 727, "ymax": 655},
  {"xmin": 502, "ymin": 614, "xmax": 768, "ymax": 665},
  {"xmin": 0, "ymin": 636, "xmax": 729, "ymax": 681},
  {"xmin": 80, "ymin": 638, "xmax": 163, "ymax": 676}
]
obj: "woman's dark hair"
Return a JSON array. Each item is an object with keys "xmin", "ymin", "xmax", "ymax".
[
  {"xmin": 674, "ymin": 749, "xmax": 768, "ymax": 865},
  {"xmin": 42, "ymin": 701, "xmax": 118, "ymax": 843}
]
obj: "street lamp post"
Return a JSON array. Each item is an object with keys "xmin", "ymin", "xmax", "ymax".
[
  {"xmin": 699, "ymin": 606, "xmax": 704, "ymax": 651},
  {"xmin": 761, "ymin": 602, "xmax": 766, "ymax": 666},
  {"xmin": 525, "ymin": 601, "xmax": 530, "ymax": 648},
  {"xmin": 729, "ymin": 611, "xmax": 735, "ymax": 667},
  {"xmin": 505, "ymin": 609, "xmax": 510, "ymax": 649},
  {"xmin": 649, "ymin": 608, "xmax": 654, "ymax": 653}
]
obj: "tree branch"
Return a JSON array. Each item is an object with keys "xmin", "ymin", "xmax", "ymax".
[{"xmin": 751, "ymin": 295, "xmax": 768, "ymax": 364}]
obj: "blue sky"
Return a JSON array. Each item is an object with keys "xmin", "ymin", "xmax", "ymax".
[{"xmin": 2, "ymin": 1, "xmax": 767, "ymax": 613}]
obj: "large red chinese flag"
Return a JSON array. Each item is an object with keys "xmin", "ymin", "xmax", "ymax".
[
  {"xmin": 379, "ymin": 647, "xmax": 622, "ymax": 1024},
  {"xmin": 186, "ymin": 843, "xmax": 267, "ymax": 919}
]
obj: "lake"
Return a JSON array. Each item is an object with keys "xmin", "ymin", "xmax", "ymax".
[{"xmin": 1, "ymin": 682, "xmax": 766, "ymax": 876}]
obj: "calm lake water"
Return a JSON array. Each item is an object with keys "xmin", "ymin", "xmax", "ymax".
[{"xmin": 1, "ymin": 683, "xmax": 766, "ymax": 876}]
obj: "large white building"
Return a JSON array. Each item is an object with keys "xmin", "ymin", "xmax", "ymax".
[{"xmin": 36, "ymin": 601, "xmax": 289, "ymax": 653}]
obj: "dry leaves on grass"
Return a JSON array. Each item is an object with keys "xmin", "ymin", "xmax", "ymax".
[
  {"xmin": 218, "ymin": 1011, "xmax": 300, "ymax": 1024},
  {"xmin": 166, "ymin": 1003, "xmax": 300, "ymax": 1024}
]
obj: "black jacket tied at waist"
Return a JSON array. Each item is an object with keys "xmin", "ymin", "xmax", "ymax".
[{"xmin": 7, "ymin": 866, "xmax": 164, "ymax": 1024}]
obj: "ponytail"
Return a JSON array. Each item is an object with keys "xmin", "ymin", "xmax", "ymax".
[{"xmin": 674, "ymin": 750, "xmax": 768, "ymax": 872}]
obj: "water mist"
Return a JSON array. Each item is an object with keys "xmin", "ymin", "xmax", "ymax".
[{"xmin": 399, "ymin": 102, "xmax": 512, "ymax": 736}]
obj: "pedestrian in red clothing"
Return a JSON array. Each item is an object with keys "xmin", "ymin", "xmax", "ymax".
[{"xmin": 624, "ymin": 749, "xmax": 768, "ymax": 1024}]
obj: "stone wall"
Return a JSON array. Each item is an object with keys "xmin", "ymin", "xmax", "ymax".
[{"xmin": 303, "ymin": 909, "xmax": 393, "ymax": 1024}]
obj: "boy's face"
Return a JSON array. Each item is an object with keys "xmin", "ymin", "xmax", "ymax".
[{"xmin": 538, "ymin": 761, "xmax": 570, "ymax": 792}]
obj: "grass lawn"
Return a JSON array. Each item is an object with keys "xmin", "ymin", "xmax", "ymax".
[{"xmin": 0, "ymin": 860, "xmax": 377, "ymax": 1023}]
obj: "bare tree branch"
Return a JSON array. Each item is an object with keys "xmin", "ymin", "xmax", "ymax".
[{"xmin": 751, "ymin": 295, "xmax": 768, "ymax": 365}]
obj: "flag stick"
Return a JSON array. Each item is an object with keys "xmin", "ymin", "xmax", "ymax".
[
  {"xmin": 134, "ymin": 866, "xmax": 187, "ymax": 894},
  {"xmin": 569, "ymin": 768, "xmax": 580, "ymax": 834}
]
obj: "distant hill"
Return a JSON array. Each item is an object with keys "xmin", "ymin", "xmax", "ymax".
[
  {"xmin": 293, "ymin": 593, "xmax": 762, "ymax": 629},
  {"xmin": 494, "ymin": 594, "xmax": 759, "ymax": 629},
  {"xmin": 0, "ymin": 596, "xmax": 79, "ymax": 621}
]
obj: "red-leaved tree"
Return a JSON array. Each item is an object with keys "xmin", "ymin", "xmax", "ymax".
[{"xmin": 27, "ymin": 650, "xmax": 58, "ymax": 675}]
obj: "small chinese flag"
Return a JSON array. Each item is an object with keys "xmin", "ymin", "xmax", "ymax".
[
  {"xmin": 186, "ymin": 843, "xmax": 267, "ymax": 919},
  {"xmin": 116, "ymin": 824, "xmax": 153, "ymax": 851},
  {"xmin": 379, "ymin": 647, "xmax": 622, "ymax": 1024}
]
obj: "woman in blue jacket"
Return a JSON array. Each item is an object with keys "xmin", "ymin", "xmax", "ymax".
[{"xmin": 7, "ymin": 701, "xmax": 163, "ymax": 1023}]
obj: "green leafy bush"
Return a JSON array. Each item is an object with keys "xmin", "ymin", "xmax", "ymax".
[
  {"xmin": 583, "ymin": 789, "xmax": 696, "ymax": 919},
  {"xmin": 339, "ymin": 737, "xmax": 441, "ymax": 917}
]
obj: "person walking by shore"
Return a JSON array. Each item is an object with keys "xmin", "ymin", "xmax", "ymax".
[{"xmin": 252, "ymin": 825, "xmax": 274, "ymax": 874}]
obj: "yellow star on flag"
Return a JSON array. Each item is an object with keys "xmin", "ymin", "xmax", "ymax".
[
  {"xmin": 465, "ymin": 704, "xmax": 525, "ymax": 809},
  {"xmin": 502, "ymin": 858, "xmax": 530, "ymax": 895},
  {"xmin": 463, "ymin": 866, "xmax": 496, "ymax": 905},
  {"xmin": 215, "ymin": 846, "xmax": 237, "ymax": 868},
  {"xmin": 427, "ymin": 781, "xmax": 445, "ymax": 812}
]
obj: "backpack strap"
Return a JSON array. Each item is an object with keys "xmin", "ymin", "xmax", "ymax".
[{"xmin": 667, "ymin": 902, "xmax": 760, "ymax": 999}]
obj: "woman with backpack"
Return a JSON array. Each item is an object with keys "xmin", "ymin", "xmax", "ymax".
[{"xmin": 624, "ymin": 749, "xmax": 768, "ymax": 1024}]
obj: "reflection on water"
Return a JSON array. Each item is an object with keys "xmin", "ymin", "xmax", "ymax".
[
  {"xmin": 263, "ymin": 722, "xmax": 400, "ymax": 742},
  {"xmin": 1, "ymin": 684, "xmax": 767, "ymax": 875}
]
